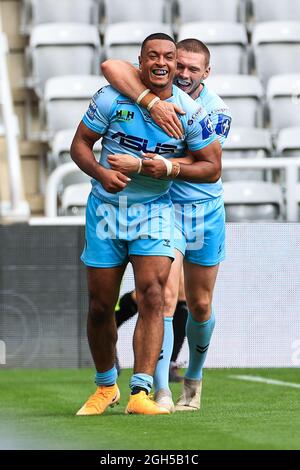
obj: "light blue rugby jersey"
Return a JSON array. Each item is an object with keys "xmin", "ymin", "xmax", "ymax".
[
  {"xmin": 170, "ymin": 83, "xmax": 232, "ymax": 203},
  {"xmin": 82, "ymin": 84, "xmax": 216, "ymax": 206}
]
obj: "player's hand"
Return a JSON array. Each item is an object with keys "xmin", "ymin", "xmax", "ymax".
[
  {"xmin": 101, "ymin": 169, "xmax": 131, "ymax": 193},
  {"xmin": 150, "ymin": 101, "xmax": 185, "ymax": 139},
  {"xmin": 141, "ymin": 153, "xmax": 168, "ymax": 178},
  {"xmin": 107, "ymin": 154, "xmax": 140, "ymax": 174}
]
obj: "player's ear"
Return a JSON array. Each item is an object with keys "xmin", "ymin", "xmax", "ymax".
[{"xmin": 203, "ymin": 66, "xmax": 211, "ymax": 80}]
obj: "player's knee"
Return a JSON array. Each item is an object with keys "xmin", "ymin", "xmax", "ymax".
[
  {"xmin": 137, "ymin": 281, "xmax": 164, "ymax": 312},
  {"xmin": 190, "ymin": 298, "xmax": 212, "ymax": 322},
  {"xmin": 88, "ymin": 297, "xmax": 113, "ymax": 325}
]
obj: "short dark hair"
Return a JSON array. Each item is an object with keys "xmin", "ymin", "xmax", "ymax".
[
  {"xmin": 177, "ymin": 38, "xmax": 210, "ymax": 67},
  {"xmin": 141, "ymin": 33, "xmax": 176, "ymax": 54}
]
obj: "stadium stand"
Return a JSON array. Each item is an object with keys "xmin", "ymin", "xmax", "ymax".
[
  {"xmin": 178, "ymin": 22, "xmax": 248, "ymax": 74},
  {"xmin": 43, "ymin": 75, "xmax": 107, "ymax": 136},
  {"xmin": 1, "ymin": 0, "xmax": 300, "ymax": 220},
  {"xmin": 206, "ymin": 75, "xmax": 264, "ymax": 127},
  {"xmin": 104, "ymin": 22, "xmax": 173, "ymax": 61},
  {"xmin": 176, "ymin": 0, "xmax": 245, "ymax": 23},
  {"xmin": 276, "ymin": 127, "xmax": 300, "ymax": 183},
  {"xmin": 277, "ymin": 127, "xmax": 300, "ymax": 160},
  {"xmin": 102, "ymin": 0, "xmax": 170, "ymax": 26},
  {"xmin": 50, "ymin": 129, "xmax": 99, "ymax": 188},
  {"xmin": 223, "ymin": 181, "xmax": 284, "ymax": 222},
  {"xmin": 20, "ymin": 0, "xmax": 99, "ymax": 34},
  {"xmin": 27, "ymin": 23, "xmax": 101, "ymax": 96},
  {"xmin": 252, "ymin": 22, "xmax": 300, "ymax": 86},
  {"xmin": 266, "ymin": 74, "xmax": 300, "ymax": 133},
  {"xmin": 60, "ymin": 182, "xmax": 90, "ymax": 216},
  {"xmin": 222, "ymin": 127, "xmax": 272, "ymax": 182},
  {"xmin": 251, "ymin": 0, "xmax": 300, "ymax": 23}
]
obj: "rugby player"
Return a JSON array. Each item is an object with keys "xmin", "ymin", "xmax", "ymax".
[
  {"xmin": 101, "ymin": 38, "xmax": 231, "ymax": 411},
  {"xmin": 71, "ymin": 34, "xmax": 221, "ymax": 415}
]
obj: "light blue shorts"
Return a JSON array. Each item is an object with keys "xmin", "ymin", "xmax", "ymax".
[
  {"xmin": 174, "ymin": 196, "xmax": 225, "ymax": 266},
  {"xmin": 81, "ymin": 192, "xmax": 175, "ymax": 268}
]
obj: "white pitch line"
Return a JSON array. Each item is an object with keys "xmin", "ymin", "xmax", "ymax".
[{"xmin": 229, "ymin": 375, "xmax": 300, "ymax": 389}]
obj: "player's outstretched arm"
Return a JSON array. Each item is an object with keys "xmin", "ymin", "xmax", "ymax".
[
  {"xmin": 101, "ymin": 59, "xmax": 185, "ymax": 139},
  {"xmin": 71, "ymin": 122, "xmax": 131, "ymax": 193}
]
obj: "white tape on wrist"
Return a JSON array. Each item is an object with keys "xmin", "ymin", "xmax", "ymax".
[
  {"xmin": 137, "ymin": 158, "xmax": 142, "ymax": 174},
  {"xmin": 147, "ymin": 96, "xmax": 160, "ymax": 111},
  {"xmin": 136, "ymin": 89, "xmax": 150, "ymax": 105},
  {"xmin": 153, "ymin": 154, "xmax": 173, "ymax": 176}
]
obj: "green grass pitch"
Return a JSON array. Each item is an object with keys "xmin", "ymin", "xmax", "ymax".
[{"xmin": 0, "ymin": 368, "xmax": 299, "ymax": 450}]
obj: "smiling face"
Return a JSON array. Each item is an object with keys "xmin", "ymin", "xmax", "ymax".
[
  {"xmin": 174, "ymin": 49, "xmax": 211, "ymax": 99},
  {"xmin": 139, "ymin": 39, "xmax": 177, "ymax": 98}
]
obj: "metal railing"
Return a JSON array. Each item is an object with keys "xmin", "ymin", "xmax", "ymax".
[
  {"xmin": 0, "ymin": 31, "xmax": 30, "ymax": 221},
  {"xmin": 44, "ymin": 157, "xmax": 300, "ymax": 221}
]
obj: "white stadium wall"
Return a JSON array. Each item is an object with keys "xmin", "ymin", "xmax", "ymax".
[
  {"xmin": 118, "ymin": 224, "xmax": 300, "ymax": 368},
  {"xmin": 0, "ymin": 223, "xmax": 299, "ymax": 368}
]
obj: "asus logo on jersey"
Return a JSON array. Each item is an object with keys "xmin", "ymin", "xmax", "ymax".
[{"xmin": 111, "ymin": 132, "xmax": 178, "ymax": 154}]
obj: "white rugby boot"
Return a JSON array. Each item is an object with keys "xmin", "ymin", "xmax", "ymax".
[
  {"xmin": 175, "ymin": 378, "xmax": 202, "ymax": 411},
  {"xmin": 154, "ymin": 388, "xmax": 175, "ymax": 413}
]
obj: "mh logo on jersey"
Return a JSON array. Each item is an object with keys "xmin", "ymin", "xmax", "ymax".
[
  {"xmin": 112, "ymin": 132, "xmax": 178, "ymax": 154},
  {"xmin": 200, "ymin": 116, "xmax": 214, "ymax": 139},
  {"xmin": 115, "ymin": 110, "xmax": 135, "ymax": 122}
]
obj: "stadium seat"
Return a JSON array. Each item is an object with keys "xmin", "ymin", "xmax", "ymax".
[
  {"xmin": 44, "ymin": 75, "xmax": 108, "ymax": 135},
  {"xmin": 60, "ymin": 182, "xmax": 90, "ymax": 216},
  {"xmin": 252, "ymin": 0, "xmax": 300, "ymax": 23},
  {"xmin": 176, "ymin": 0, "xmax": 245, "ymax": 23},
  {"xmin": 296, "ymin": 183, "xmax": 300, "ymax": 220},
  {"xmin": 252, "ymin": 22, "xmax": 300, "ymax": 86},
  {"xmin": 178, "ymin": 22, "xmax": 248, "ymax": 74},
  {"xmin": 50, "ymin": 128, "xmax": 101, "ymax": 187},
  {"xmin": 102, "ymin": 0, "xmax": 169, "ymax": 25},
  {"xmin": 276, "ymin": 127, "xmax": 300, "ymax": 181},
  {"xmin": 104, "ymin": 22, "xmax": 173, "ymax": 62},
  {"xmin": 276, "ymin": 127, "xmax": 300, "ymax": 158},
  {"xmin": 222, "ymin": 127, "xmax": 272, "ymax": 182},
  {"xmin": 206, "ymin": 75, "xmax": 264, "ymax": 127},
  {"xmin": 27, "ymin": 23, "xmax": 101, "ymax": 95},
  {"xmin": 21, "ymin": 0, "xmax": 99, "ymax": 33},
  {"xmin": 223, "ymin": 181, "xmax": 284, "ymax": 221},
  {"xmin": 267, "ymin": 74, "xmax": 300, "ymax": 132}
]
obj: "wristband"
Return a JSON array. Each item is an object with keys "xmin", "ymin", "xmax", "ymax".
[
  {"xmin": 171, "ymin": 161, "xmax": 181, "ymax": 178},
  {"xmin": 136, "ymin": 158, "xmax": 142, "ymax": 174},
  {"xmin": 136, "ymin": 89, "xmax": 150, "ymax": 105},
  {"xmin": 153, "ymin": 154, "xmax": 173, "ymax": 176},
  {"xmin": 147, "ymin": 96, "xmax": 160, "ymax": 111}
]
